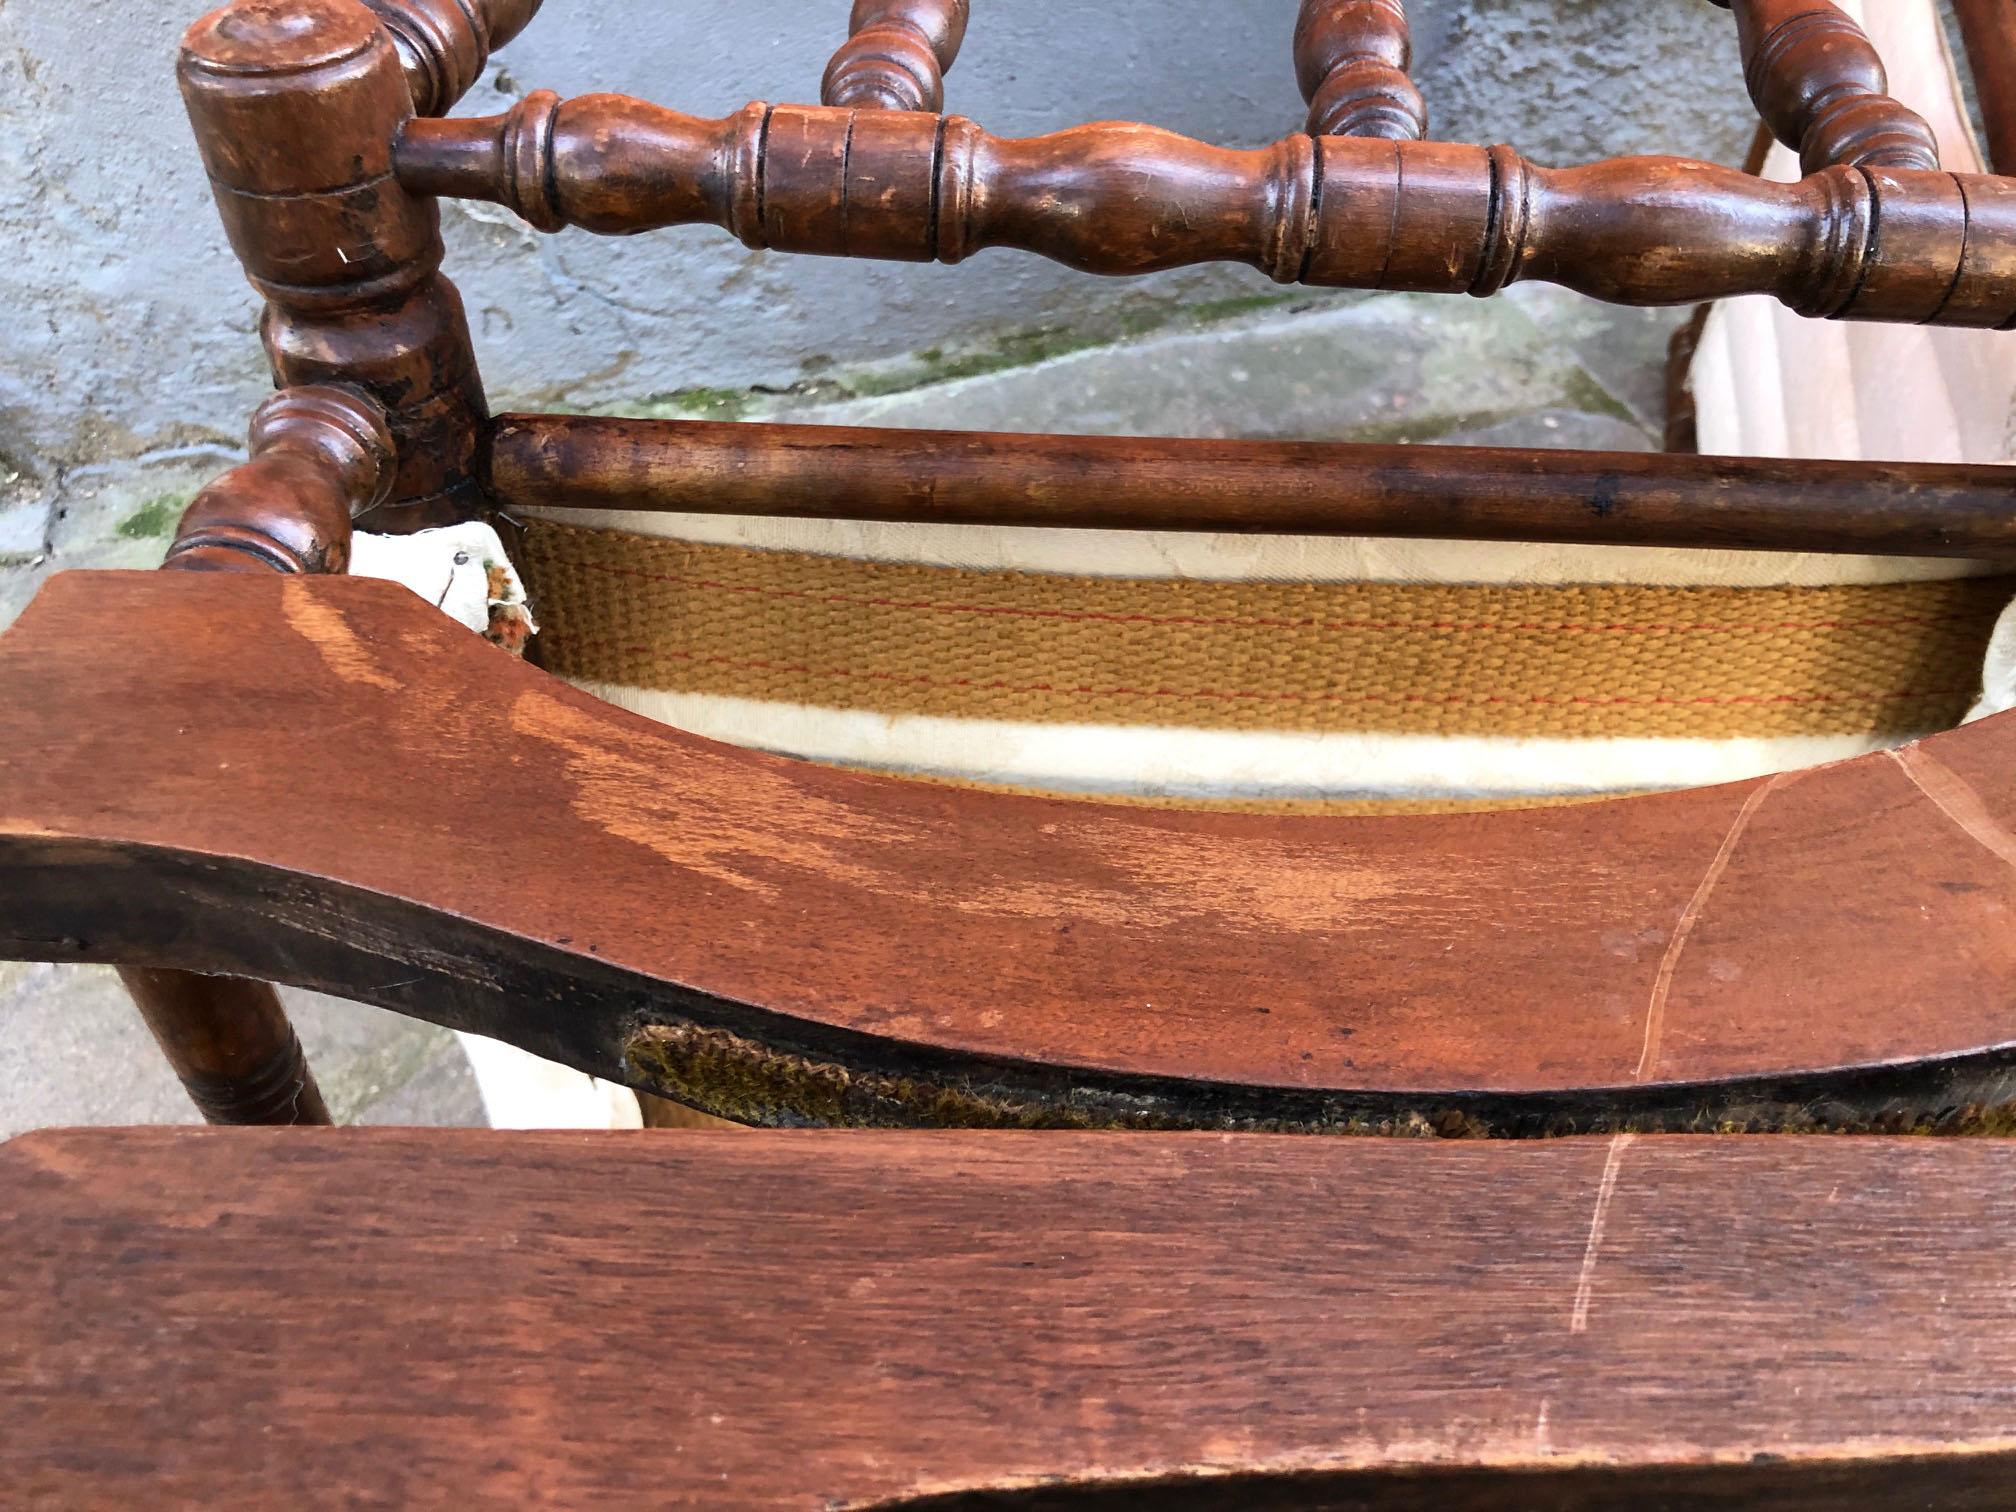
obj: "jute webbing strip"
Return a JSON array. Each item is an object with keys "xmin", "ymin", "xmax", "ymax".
[{"xmin": 522, "ymin": 520, "xmax": 2012, "ymax": 739}]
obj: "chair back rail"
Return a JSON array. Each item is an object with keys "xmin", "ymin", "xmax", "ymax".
[{"xmin": 393, "ymin": 98, "xmax": 2016, "ymax": 326}]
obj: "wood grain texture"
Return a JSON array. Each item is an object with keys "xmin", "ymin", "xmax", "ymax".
[
  {"xmin": 180, "ymin": 0, "xmax": 492, "ymax": 531},
  {"xmin": 116, "ymin": 967, "xmax": 331, "ymax": 1124},
  {"xmin": 1722, "ymin": 0, "xmax": 1941, "ymax": 172},
  {"xmin": 394, "ymin": 93, "xmax": 2016, "ymax": 326},
  {"xmin": 12, "ymin": 1127, "xmax": 2016, "ymax": 1507},
  {"xmin": 359, "ymin": 0, "xmax": 542, "ymax": 114},
  {"xmin": 486, "ymin": 410, "xmax": 2016, "ymax": 557},
  {"xmin": 1954, "ymin": 0, "xmax": 2016, "ymax": 176},
  {"xmin": 165, "ymin": 385, "xmax": 392, "ymax": 575},
  {"xmin": 822, "ymin": 0, "xmax": 968, "ymax": 112},
  {"xmin": 10, "ymin": 571, "xmax": 2016, "ymax": 1132},
  {"xmin": 1293, "ymin": 0, "xmax": 1426, "ymax": 139}
]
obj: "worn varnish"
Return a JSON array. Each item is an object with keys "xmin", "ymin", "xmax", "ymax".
[
  {"xmin": 359, "ymin": 0, "xmax": 542, "ymax": 115},
  {"xmin": 1715, "ymin": 0, "xmax": 1941, "ymax": 172},
  {"xmin": 115, "ymin": 968, "xmax": 330, "ymax": 1124},
  {"xmin": 165, "ymin": 385, "xmax": 392, "ymax": 575},
  {"xmin": 821, "ymin": 0, "xmax": 967, "ymax": 112},
  {"xmin": 1293, "ymin": 0, "xmax": 1425, "ymax": 139},
  {"xmin": 488, "ymin": 410, "xmax": 2016, "ymax": 557},
  {"xmin": 12, "ymin": 1127, "xmax": 2016, "ymax": 1506},
  {"xmin": 394, "ymin": 92, "xmax": 2016, "ymax": 325},
  {"xmin": 10, "ymin": 571, "xmax": 2016, "ymax": 1132},
  {"xmin": 179, "ymin": 0, "xmax": 493, "ymax": 530}
]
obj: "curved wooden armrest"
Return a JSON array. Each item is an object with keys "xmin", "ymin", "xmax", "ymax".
[
  {"xmin": 12, "ymin": 1127, "xmax": 2016, "ymax": 1504},
  {"xmin": 6, "ymin": 570, "xmax": 2016, "ymax": 1132}
]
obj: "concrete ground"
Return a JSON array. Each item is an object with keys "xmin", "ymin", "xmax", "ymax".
[{"xmin": 0, "ymin": 284, "xmax": 1679, "ymax": 1135}]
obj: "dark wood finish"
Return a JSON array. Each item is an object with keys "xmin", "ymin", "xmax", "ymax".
[
  {"xmin": 179, "ymin": 0, "xmax": 491, "ymax": 531},
  {"xmin": 821, "ymin": 0, "xmax": 968, "ymax": 112},
  {"xmin": 395, "ymin": 95, "xmax": 2016, "ymax": 325},
  {"xmin": 1293, "ymin": 0, "xmax": 1426, "ymax": 139},
  {"xmin": 165, "ymin": 385, "xmax": 392, "ymax": 575},
  {"xmin": 1717, "ymin": 0, "xmax": 1941, "ymax": 172},
  {"xmin": 488, "ymin": 410, "xmax": 2016, "ymax": 557},
  {"xmin": 11, "ymin": 570, "xmax": 2016, "ymax": 1133},
  {"xmin": 14, "ymin": 1126, "xmax": 2016, "ymax": 1506},
  {"xmin": 115, "ymin": 969, "xmax": 330, "ymax": 1124},
  {"xmin": 359, "ymin": 0, "xmax": 542, "ymax": 115},
  {"xmin": 1955, "ymin": 0, "xmax": 2016, "ymax": 176}
]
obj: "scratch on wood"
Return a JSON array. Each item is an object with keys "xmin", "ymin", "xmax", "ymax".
[
  {"xmin": 1887, "ymin": 745, "xmax": 2016, "ymax": 871},
  {"xmin": 1635, "ymin": 775, "xmax": 1784, "ymax": 1083},
  {"xmin": 1569, "ymin": 1132, "xmax": 1634, "ymax": 1335}
]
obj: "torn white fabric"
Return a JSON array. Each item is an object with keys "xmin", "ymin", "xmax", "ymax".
[
  {"xmin": 349, "ymin": 522, "xmax": 537, "ymax": 646},
  {"xmin": 455, "ymin": 1031, "xmax": 645, "ymax": 1129}
]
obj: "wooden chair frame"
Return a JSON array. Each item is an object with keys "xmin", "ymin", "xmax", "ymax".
[{"xmin": 6, "ymin": 0, "xmax": 2016, "ymax": 1136}]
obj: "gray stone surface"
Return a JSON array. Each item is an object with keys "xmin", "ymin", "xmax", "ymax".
[
  {"xmin": 0, "ymin": 960, "xmax": 482, "ymax": 1137},
  {"xmin": 0, "ymin": 0, "xmax": 1754, "ymax": 512}
]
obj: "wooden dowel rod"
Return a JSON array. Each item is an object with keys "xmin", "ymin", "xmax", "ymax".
[
  {"xmin": 119, "ymin": 968, "xmax": 332, "ymax": 1126},
  {"xmin": 395, "ymin": 95, "xmax": 2016, "ymax": 327},
  {"xmin": 1954, "ymin": 0, "xmax": 2016, "ymax": 176},
  {"xmin": 485, "ymin": 413, "xmax": 2016, "ymax": 559}
]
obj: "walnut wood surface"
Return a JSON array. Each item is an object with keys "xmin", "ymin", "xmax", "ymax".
[
  {"xmin": 821, "ymin": 0, "xmax": 968, "ymax": 112},
  {"xmin": 395, "ymin": 94, "xmax": 2016, "ymax": 326},
  {"xmin": 487, "ymin": 411, "xmax": 2016, "ymax": 557},
  {"xmin": 179, "ymin": 0, "xmax": 492, "ymax": 531},
  {"xmin": 1293, "ymin": 0, "xmax": 1425, "ymax": 139},
  {"xmin": 116, "ymin": 968, "xmax": 331, "ymax": 1124},
  {"xmin": 1723, "ymin": 0, "xmax": 1941, "ymax": 173},
  {"xmin": 360, "ymin": 0, "xmax": 541, "ymax": 114},
  {"xmin": 11, "ymin": 570, "xmax": 2016, "ymax": 1132},
  {"xmin": 12, "ymin": 1126, "xmax": 2016, "ymax": 1506},
  {"xmin": 165, "ymin": 386, "xmax": 391, "ymax": 575},
  {"xmin": 1954, "ymin": 0, "xmax": 2016, "ymax": 176}
]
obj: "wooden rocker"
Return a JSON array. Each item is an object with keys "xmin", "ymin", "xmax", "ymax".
[{"xmin": 10, "ymin": 0, "xmax": 2016, "ymax": 1498}]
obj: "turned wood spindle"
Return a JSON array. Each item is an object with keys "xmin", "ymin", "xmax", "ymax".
[
  {"xmin": 821, "ymin": 0, "xmax": 968, "ymax": 112},
  {"xmin": 1294, "ymin": 0, "xmax": 1426, "ymax": 140},
  {"xmin": 1953, "ymin": 0, "xmax": 2016, "ymax": 176},
  {"xmin": 179, "ymin": 0, "xmax": 493, "ymax": 532},
  {"xmin": 166, "ymin": 385, "xmax": 395, "ymax": 574},
  {"xmin": 359, "ymin": 0, "xmax": 543, "ymax": 115},
  {"xmin": 118, "ymin": 969, "xmax": 333, "ymax": 1126},
  {"xmin": 1713, "ymin": 0, "xmax": 1940, "ymax": 172},
  {"xmin": 395, "ymin": 96, "xmax": 2016, "ymax": 327}
]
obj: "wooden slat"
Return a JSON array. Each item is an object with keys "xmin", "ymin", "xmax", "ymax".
[
  {"xmin": 7, "ymin": 1128, "xmax": 2016, "ymax": 1506},
  {"xmin": 8, "ymin": 570, "xmax": 2016, "ymax": 1131}
]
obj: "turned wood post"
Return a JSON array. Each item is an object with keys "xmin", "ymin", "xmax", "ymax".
[
  {"xmin": 1293, "ymin": 0, "xmax": 1426, "ymax": 140},
  {"xmin": 821, "ymin": 0, "xmax": 968, "ymax": 112},
  {"xmin": 179, "ymin": 0, "xmax": 492, "ymax": 533},
  {"xmin": 167, "ymin": 384, "xmax": 393, "ymax": 573},
  {"xmin": 1713, "ymin": 0, "xmax": 1940, "ymax": 172},
  {"xmin": 359, "ymin": 0, "xmax": 543, "ymax": 115},
  {"xmin": 119, "ymin": 969, "xmax": 333, "ymax": 1126},
  {"xmin": 130, "ymin": 383, "xmax": 393, "ymax": 1126}
]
